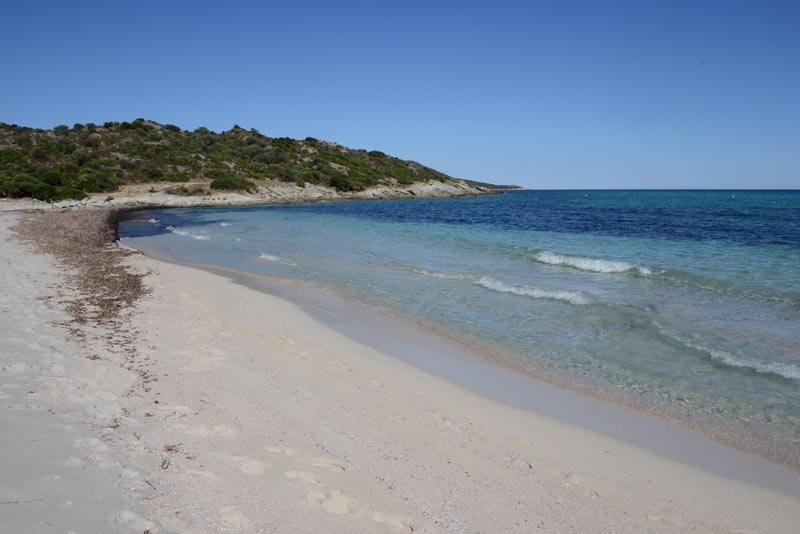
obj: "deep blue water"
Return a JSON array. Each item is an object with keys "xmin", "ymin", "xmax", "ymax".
[{"xmin": 120, "ymin": 190, "xmax": 800, "ymax": 465}]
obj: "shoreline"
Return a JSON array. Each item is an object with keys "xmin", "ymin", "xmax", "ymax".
[
  {"xmin": 125, "ymin": 235, "xmax": 800, "ymax": 492},
  {"xmin": 119, "ymin": 206, "xmax": 800, "ymax": 475},
  {"xmin": 2, "ymin": 208, "xmax": 799, "ymax": 532}
]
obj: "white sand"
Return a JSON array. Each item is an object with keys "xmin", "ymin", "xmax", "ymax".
[{"xmin": 2, "ymin": 210, "xmax": 799, "ymax": 533}]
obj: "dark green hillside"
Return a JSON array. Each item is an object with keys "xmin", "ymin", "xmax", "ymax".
[{"xmin": 0, "ymin": 119, "xmax": 456, "ymax": 201}]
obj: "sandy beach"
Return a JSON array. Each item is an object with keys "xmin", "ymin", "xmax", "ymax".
[{"xmin": 2, "ymin": 209, "xmax": 799, "ymax": 533}]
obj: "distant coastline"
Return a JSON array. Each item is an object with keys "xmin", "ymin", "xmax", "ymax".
[{"xmin": 0, "ymin": 119, "xmax": 496, "ymax": 206}]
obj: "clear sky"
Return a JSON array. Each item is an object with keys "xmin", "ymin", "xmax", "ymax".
[{"xmin": 2, "ymin": 1, "xmax": 798, "ymax": 188}]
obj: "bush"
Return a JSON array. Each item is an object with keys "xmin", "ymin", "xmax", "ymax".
[
  {"xmin": 328, "ymin": 173, "xmax": 356, "ymax": 191},
  {"xmin": 164, "ymin": 185, "xmax": 190, "ymax": 196},
  {"xmin": 209, "ymin": 175, "xmax": 254, "ymax": 191},
  {"xmin": 161, "ymin": 171, "xmax": 189, "ymax": 182},
  {"xmin": 51, "ymin": 186, "xmax": 87, "ymax": 201},
  {"xmin": 72, "ymin": 169, "xmax": 119, "ymax": 192},
  {"xmin": 0, "ymin": 173, "xmax": 55, "ymax": 200}
]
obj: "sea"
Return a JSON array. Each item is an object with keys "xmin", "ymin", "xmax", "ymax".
[{"xmin": 119, "ymin": 190, "xmax": 800, "ymax": 468}]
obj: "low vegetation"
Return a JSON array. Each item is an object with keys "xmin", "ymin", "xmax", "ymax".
[{"xmin": 0, "ymin": 120, "xmax": 455, "ymax": 201}]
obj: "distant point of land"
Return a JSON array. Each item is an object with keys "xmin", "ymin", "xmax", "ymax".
[{"xmin": 462, "ymin": 179, "xmax": 523, "ymax": 190}]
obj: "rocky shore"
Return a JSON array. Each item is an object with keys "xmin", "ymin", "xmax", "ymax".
[{"xmin": 1, "ymin": 179, "xmax": 490, "ymax": 211}]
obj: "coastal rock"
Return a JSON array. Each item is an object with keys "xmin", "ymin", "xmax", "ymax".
[{"xmin": 33, "ymin": 179, "xmax": 489, "ymax": 211}]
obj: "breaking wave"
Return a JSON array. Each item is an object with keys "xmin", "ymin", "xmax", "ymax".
[
  {"xmin": 166, "ymin": 226, "xmax": 209, "ymax": 240},
  {"xmin": 258, "ymin": 253, "xmax": 282, "ymax": 262},
  {"xmin": 475, "ymin": 276, "xmax": 591, "ymax": 305},
  {"xmin": 659, "ymin": 328, "xmax": 800, "ymax": 381},
  {"xmin": 413, "ymin": 268, "xmax": 468, "ymax": 280},
  {"xmin": 534, "ymin": 251, "xmax": 652, "ymax": 275}
]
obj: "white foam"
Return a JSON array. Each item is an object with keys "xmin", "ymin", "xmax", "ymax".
[
  {"xmin": 535, "ymin": 251, "xmax": 651, "ymax": 275},
  {"xmin": 659, "ymin": 327, "xmax": 800, "ymax": 381},
  {"xmin": 474, "ymin": 276, "xmax": 590, "ymax": 305},
  {"xmin": 166, "ymin": 225, "xmax": 188, "ymax": 236},
  {"xmin": 166, "ymin": 226, "xmax": 209, "ymax": 240},
  {"xmin": 220, "ymin": 222, "xmax": 232, "ymax": 227},
  {"xmin": 147, "ymin": 218, "xmax": 159, "ymax": 224},
  {"xmin": 259, "ymin": 253, "xmax": 282, "ymax": 262},
  {"xmin": 707, "ymin": 349, "xmax": 800, "ymax": 381},
  {"xmin": 413, "ymin": 269, "xmax": 467, "ymax": 280}
]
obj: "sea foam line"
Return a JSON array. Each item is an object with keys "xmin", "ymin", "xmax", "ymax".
[
  {"xmin": 166, "ymin": 225, "xmax": 209, "ymax": 240},
  {"xmin": 475, "ymin": 276, "xmax": 591, "ymax": 305},
  {"xmin": 659, "ymin": 327, "xmax": 800, "ymax": 381},
  {"xmin": 259, "ymin": 253, "xmax": 282, "ymax": 262},
  {"xmin": 412, "ymin": 268, "xmax": 468, "ymax": 280},
  {"xmin": 258, "ymin": 252, "xmax": 297, "ymax": 266},
  {"xmin": 534, "ymin": 250, "xmax": 652, "ymax": 275}
]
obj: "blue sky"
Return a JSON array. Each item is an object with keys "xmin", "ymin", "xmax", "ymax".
[{"xmin": 1, "ymin": 1, "xmax": 798, "ymax": 188}]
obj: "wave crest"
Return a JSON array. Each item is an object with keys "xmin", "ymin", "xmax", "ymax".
[
  {"xmin": 413, "ymin": 269, "xmax": 468, "ymax": 280},
  {"xmin": 166, "ymin": 226, "xmax": 209, "ymax": 240},
  {"xmin": 259, "ymin": 253, "xmax": 282, "ymax": 262},
  {"xmin": 475, "ymin": 276, "xmax": 590, "ymax": 305},
  {"xmin": 659, "ymin": 328, "xmax": 800, "ymax": 381},
  {"xmin": 535, "ymin": 251, "xmax": 651, "ymax": 275}
]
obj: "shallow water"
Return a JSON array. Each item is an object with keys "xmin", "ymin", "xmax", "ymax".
[{"xmin": 119, "ymin": 190, "xmax": 800, "ymax": 467}]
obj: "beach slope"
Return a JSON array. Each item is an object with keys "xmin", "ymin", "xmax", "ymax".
[{"xmin": 1, "ymin": 209, "xmax": 798, "ymax": 533}]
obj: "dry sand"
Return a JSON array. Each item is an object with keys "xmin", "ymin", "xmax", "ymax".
[{"xmin": 1, "ymin": 209, "xmax": 799, "ymax": 533}]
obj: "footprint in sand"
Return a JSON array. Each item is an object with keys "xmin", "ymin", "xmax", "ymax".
[
  {"xmin": 73, "ymin": 437, "xmax": 108, "ymax": 453},
  {"xmin": 229, "ymin": 456, "xmax": 268, "ymax": 476},
  {"xmin": 308, "ymin": 490, "xmax": 355, "ymax": 515},
  {"xmin": 310, "ymin": 457, "xmax": 346, "ymax": 472},
  {"xmin": 265, "ymin": 446, "xmax": 297, "ymax": 457},
  {"xmin": 372, "ymin": 512, "xmax": 415, "ymax": 533},
  {"xmin": 503, "ymin": 456, "xmax": 533, "ymax": 470},
  {"xmin": 562, "ymin": 472, "xmax": 582, "ymax": 487},
  {"xmin": 328, "ymin": 358, "xmax": 354, "ymax": 373},
  {"xmin": 285, "ymin": 470, "xmax": 320, "ymax": 485},
  {"xmin": 114, "ymin": 509, "xmax": 155, "ymax": 531},
  {"xmin": 219, "ymin": 505, "xmax": 251, "ymax": 529},
  {"xmin": 432, "ymin": 412, "xmax": 458, "ymax": 430}
]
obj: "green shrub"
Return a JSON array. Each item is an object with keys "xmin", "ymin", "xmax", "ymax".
[
  {"xmin": 328, "ymin": 173, "xmax": 356, "ymax": 191},
  {"xmin": 161, "ymin": 171, "xmax": 189, "ymax": 182},
  {"xmin": 0, "ymin": 173, "xmax": 55, "ymax": 200},
  {"xmin": 72, "ymin": 169, "xmax": 119, "ymax": 192},
  {"xmin": 209, "ymin": 175, "xmax": 254, "ymax": 191},
  {"xmin": 52, "ymin": 186, "xmax": 87, "ymax": 201}
]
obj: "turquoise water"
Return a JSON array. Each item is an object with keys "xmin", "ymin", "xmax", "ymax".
[{"xmin": 119, "ymin": 190, "xmax": 800, "ymax": 465}]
